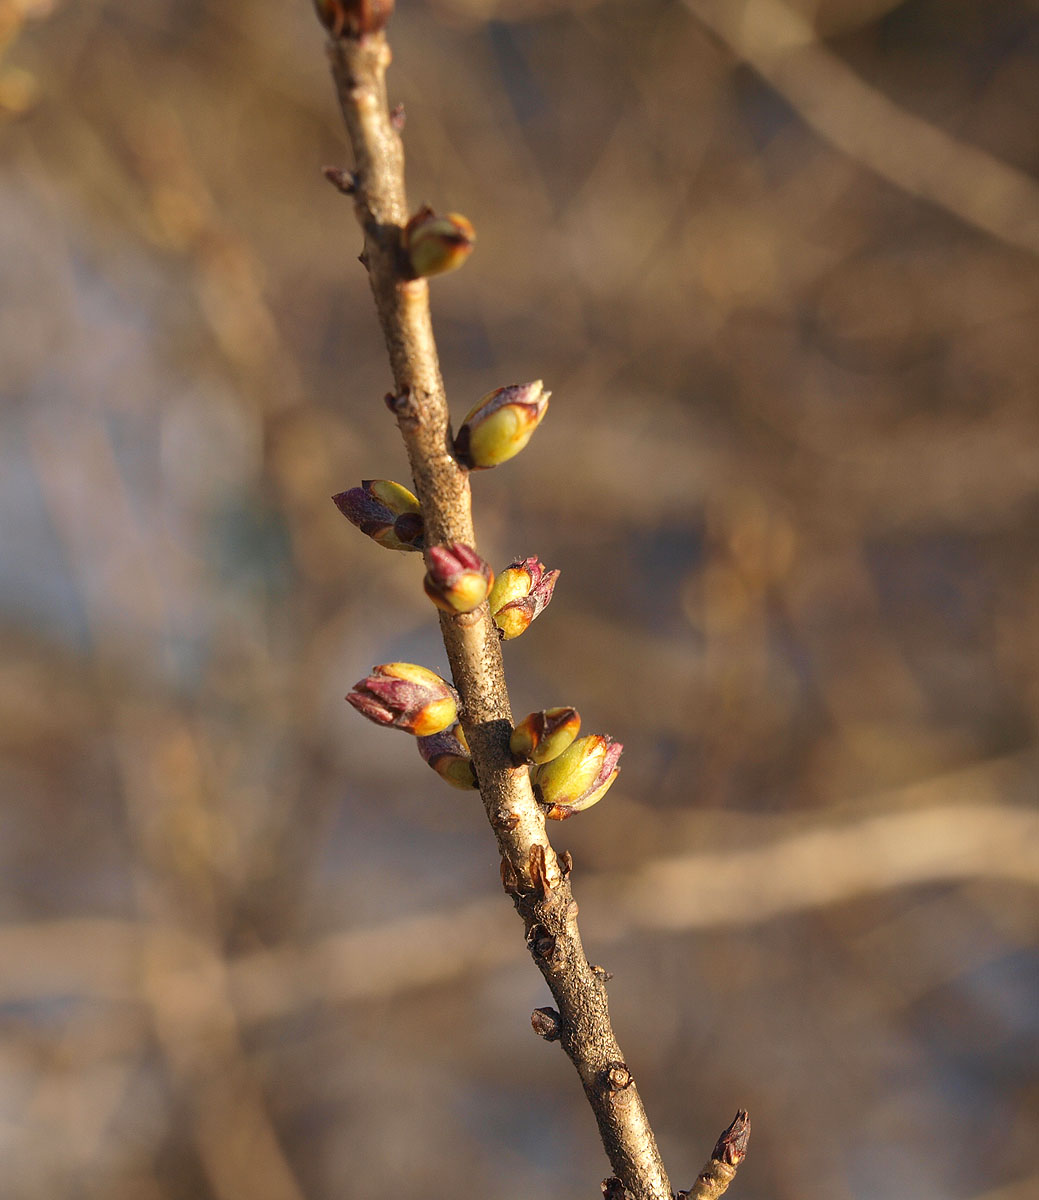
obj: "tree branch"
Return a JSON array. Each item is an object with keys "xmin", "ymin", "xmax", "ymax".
[{"xmin": 319, "ymin": 11, "xmax": 726, "ymax": 1198}]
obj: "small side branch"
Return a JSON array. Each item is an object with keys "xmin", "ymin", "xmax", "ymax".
[{"xmin": 680, "ymin": 1111, "xmax": 751, "ymax": 1200}]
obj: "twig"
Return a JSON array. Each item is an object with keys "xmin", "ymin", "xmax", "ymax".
[
  {"xmin": 679, "ymin": 1111, "xmax": 751, "ymax": 1200},
  {"xmin": 684, "ymin": 0, "xmax": 1039, "ymax": 257},
  {"xmin": 316, "ymin": 6, "xmax": 681, "ymax": 1197}
]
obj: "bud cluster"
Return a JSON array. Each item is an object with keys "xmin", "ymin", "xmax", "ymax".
[
  {"xmin": 330, "ymin": 235, "xmax": 623, "ymax": 820},
  {"xmin": 489, "ymin": 557, "xmax": 560, "ymax": 640}
]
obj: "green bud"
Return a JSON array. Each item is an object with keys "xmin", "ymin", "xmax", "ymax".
[
  {"xmin": 417, "ymin": 722, "xmax": 478, "ymax": 790},
  {"xmin": 453, "ymin": 381, "xmax": 549, "ymax": 470},
  {"xmin": 333, "ymin": 479, "xmax": 424, "ymax": 552},
  {"xmin": 488, "ymin": 557, "xmax": 559, "ymax": 640},
  {"xmin": 423, "ymin": 542, "xmax": 494, "ymax": 614},
  {"xmin": 510, "ymin": 708, "xmax": 581, "ymax": 766},
  {"xmin": 532, "ymin": 734, "xmax": 622, "ymax": 820},
  {"xmin": 347, "ymin": 662, "xmax": 458, "ymax": 737},
  {"xmin": 404, "ymin": 207, "xmax": 475, "ymax": 278}
]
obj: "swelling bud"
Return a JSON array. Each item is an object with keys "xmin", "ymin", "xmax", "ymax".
[
  {"xmin": 347, "ymin": 662, "xmax": 458, "ymax": 737},
  {"xmin": 532, "ymin": 734, "xmax": 622, "ymax": 820},
  {"xmin": 488, "ymin": 556, "xmax": 559, "ymax": 640},
  {"xmin": 333, "ymin": 479, "xmax": 424, "ymax": 552},
  {"xmin": 313, "ymin": 0, "xmax": 394, "ymax": 37},
  {"xmin": 453, "ymin": 381, "xmax": 549, "ymax": 470},
  {"xmin": 510, "ymin": 707, "xmax": 581, "ymax": 766},
  {"xmin": 417, "ymin": 722, "xmax": 479, "ymax": 790},
  {"xmin": 423, "ymin": 542, "xmax": 494, "ymax": 614},
  {"xmin": 404, "ymin": 207, "xmax": 475, "ymax": 278}
]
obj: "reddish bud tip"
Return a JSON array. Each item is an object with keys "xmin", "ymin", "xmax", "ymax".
[
  {"xmin": 423, "ymin": 542, "xmax": 494, "ymax": 614},
  {"xmin": 347, "ymin": 662, "xmax": 458, "ymax": 737}
]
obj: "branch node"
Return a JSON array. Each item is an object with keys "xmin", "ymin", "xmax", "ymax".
[
  {"xmin": 323, "ymin": 164, "xmax": 358, "ymax": 194},
  {"xmin": 526, "ymin": 922, "xmax": 557, "ymax": 961},
  {"xmin": 531, "ymin": 1006, "xmax": 562, "ymax": 1041},
  {"xmin": 390, "ymin": 101, "xmax": 406, "ymax": 131},
  {"xmin": 605, "ymin": 1061, "xmax": 633, "ymax": 1092},
  {"xmin": 602, "ymin": 1179, "xmax": 628, "ymax": 1200},
  {"xmin": 591, "ymin": 963, "xmax": 613, "ymax": 983}
]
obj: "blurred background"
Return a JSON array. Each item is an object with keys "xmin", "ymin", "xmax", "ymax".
[{"xmin": 2, "ymin": 0, "xmax": 1038, "ymax": 1197}]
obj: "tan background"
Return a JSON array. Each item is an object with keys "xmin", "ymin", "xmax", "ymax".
[{"xmin": 2, "ymin": 1, "xmax": 1038, "ymax": 1197}]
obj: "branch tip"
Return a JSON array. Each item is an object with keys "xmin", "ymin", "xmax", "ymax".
[{"xmin": 712, "ymin": 1110, "xmax": 750, "ymax": 1168}]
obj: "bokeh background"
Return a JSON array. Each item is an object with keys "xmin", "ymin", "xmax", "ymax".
[{"xmin": 2, "ymin": 0, "xmax": 1038, "ymax": 1197}]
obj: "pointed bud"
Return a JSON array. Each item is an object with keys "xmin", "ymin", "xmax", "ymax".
[
  {"xmin": 347, "ymin": 662, "xmax": 458, "ymax": 737},
  {"xmin": 403, "ymin": 207, "xmax": 475, "ymax": 278},
  {"xmin": 453, "ymin": 381, "xmax": 549, "ymax": 470},
  {"xmin": 510, "ymin": 708, "xmax": 581, "ymax": 766},
  {"xmin": 313, "ymin": 0, "xmax": 393, "ymax": 38},
  {"xmin": 417, "ymin": 722, "xmax": 478, "ymax": 790},
  {"xmin": 532, "ymin": 734, "xmax": 622, "ymax": 819},
  {"xmin": 332, "ymin": 479, "xmax": 425, "ymax": 552},
  {"xmin": 423, "ymin": 542, "xmax": 494, "ymax": 614},
  {"xmin": 488, "ymin": 557, "xmax": 560, "ymax": 640}
]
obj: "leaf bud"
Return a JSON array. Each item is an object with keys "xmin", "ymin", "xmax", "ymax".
[
  {"xmin": 510, "ymin": 707, "xmax": 581, "ymax": 766},
  {"xmin": 488, "ymin": 556, "xmax": 559, "ymax": 640},
  {"xmin": 313, "ymin": 0, "xmax": 393, "ymax": 38},
  {"xmin": 532, "ymin": 734, "xmax": 622, "ymax": 820},
  {"xmin": 403, "ymin": 207, "xmax": 475, "ymax": 279},
  {"xmin": 347, "ymin": 662, "xmax": 458, "ymax": 737},
  {"xmin": 453, "ymin": 381, "xmax": 549, "ymax": 470},
  {"xmin": 423, "ymin": 542, "xmax": 494, "ymax": 614},
  {"xmin": 332, "ymin": 479, "xmax": 425, "ymax": 552},
  {"xmin": 417, "ymin": 722, "xmax": 478, "ymax": 790}
]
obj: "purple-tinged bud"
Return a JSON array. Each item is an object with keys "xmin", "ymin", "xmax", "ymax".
[
  {"xmin": 313, "ymin": 0, "xmax": 393, "ymax": 38},
  {"xmin": 403, "ymin": 207, "xmax": 475, "ymax": 279},
  {"xmin": 488, "ymin": 557, "xmax": 560, "ymax": 640},
  {"xmin": 417, "ymin": 722, "xmax": 478, "ymax": 790},
  {"xmin": 423, "ymin": 542, "xmax": 494, "ymax": 614},
  {"xmin": 347, "ymin": 662, "xmax": 458, "ymax": 737},
  {"xmin": 510, "ymin": 707, "xmax": 581, "ymax": 766},
  {"xmin": 532, "ymin": 734, "xmax": 622, "ymax": 820},
  {"xmin": 332, "ymin": 479, "xmax": 424, "ymax": 552},
  {"xmin": 453, "ymin": 381, "xmax": 549, "ymax": 470}
]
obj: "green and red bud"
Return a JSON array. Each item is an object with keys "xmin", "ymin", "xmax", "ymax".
[
  {"xmin": 347, "ymin": 662, "xmax": 458, "ymax": 737},
  {"xmin": 453, "ymin": 381, "xmax": 549, "ymax": 470},
  {"xmin": 510, "ymin": 707, "xmax": 581, "ymax": 766},
  {"xmin": 313, "ymin": 0, "xmax": 394, "ymax": 38},
  {"xmin": 333, "ymin": 479, "xmax": 425, "ymax": 552},
  {"xmin": 403, "ymin": 207, "xmax": 475, "ymax": 279},
  {"xmin": 532, "ymin": 734, "xmax": 622, "ymax": 820},
  {"xmin": 488, "ymin": 557, "xmax": 560, "ymax": 640},
  {"xmin": 417, "ymin": 722, "xmax": 479, "ymax": 790},
  {"xmin": 423, "ymin": 542, "xmax": 494, "ymax": 614}
]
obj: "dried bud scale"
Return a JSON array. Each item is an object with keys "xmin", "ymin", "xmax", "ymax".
[
  {"xmin": 453, "ymin": 381, "xmax": 550, "ymax": 470},
  {"xmin": 532, "ymin": 734, "xmax": 622, "ymax": 819},
  {"xmin": 488, "ymin": 556, "xmax": 560, "ymax": 640},
  {"xmin": 510, "ymin": 707, "xmax": 581, "ymax": 765},
  {"xmin": 347, "ymin": 663, "xmax": 458, "ymax": 737},
  {"xmin": 333, "ymin": 479, "xmax": 425, "ymax": 552},
  {"xmin": 423, "ymin": 542, "xmax": 494, "ymax": 614},
  {"xmin": 417, "ymin": 723, "xmax": 478, "ymax": 789}
]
